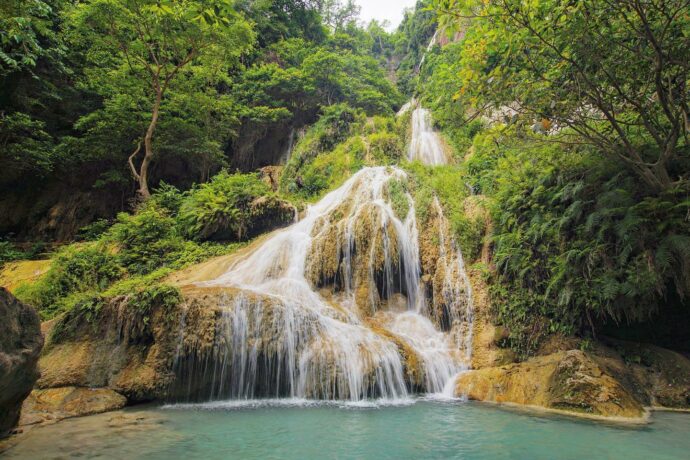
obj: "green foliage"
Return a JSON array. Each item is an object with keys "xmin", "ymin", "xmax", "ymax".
[
  {"xmin": 393, "ymin": 0, "xmax": 437, "ymax": 96},
  {"xmin": 387, "ymin": 178, "xmax": 411, "ymax": 220},
  {"xmin": 0, "ymin": 241, "xmax": 26, "ymax": 267},
  {"xmin": 178, "ymin": 172, "xmax": 271, "ymax": 241},
  {"xmin": 106, "ymin": 208, "xmax": 184, "ymax": 274},
  {"xmin": 0, "ymin": 240, "xmax": 48, "ymax": 268},
  {"xmin": 281, "ymin": 106, "xmax": 405, "ymax": 200},
  {"xmin": 14, "ymin": 186, "xmax": 248, "ymax": 319},
  {"xmin": 433, "ymin": 0, "xmax": 690, "ymax": 193},
  {"xmin": 0, "ymin": 112, "xmax": 54, "ymax": 184},
  {"xmin": 465, "ymin": 130, "xmax": 690, "ymax": 356},
  {"xmin": 49, "ymin": 280, "xmax": 181, "ymax": 344},
  {"xmin": 77, "ymin": 219, "xmax": 112, "ymax": 242},
  {"xmin": 417, "ymin": 41, "xmax": 483, "ymax": 156},
  {"xmin": 0, "ymin": 0, "xmax": 61, "ymax": 76},
  {"xmin": 14, "ymin": 244, "xmax": 123, "ymax": 318},
  {"xmin": 298, "ymin": 136, "xmax": 366, "ymax": 197},
  {"xmin": 405, "ymin": 162, "xmax": 485, "ymax": 261}
]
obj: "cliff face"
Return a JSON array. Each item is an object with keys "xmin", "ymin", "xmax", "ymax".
[{"xmin": 0, "ymin": 289, "xmax": 43, "ymax": 437}]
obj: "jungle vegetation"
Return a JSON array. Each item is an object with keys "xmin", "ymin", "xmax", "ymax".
[{"xmin": 2, "ymin": 0, "xmax": 688, "ymax": 355}]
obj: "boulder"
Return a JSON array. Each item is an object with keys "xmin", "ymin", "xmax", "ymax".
[
  {"xmin": 0, "ymin": 289, "xmax": 44, "ymax": 437},
  {"xmin": 456, "ymin": 350, "xmax": 645, "ymax": 419},
  {"xmin": 246, "ymin": 195, "xmax": 296, "ymax": 239},
  {"xmin": 19, "ymin": 387, "xmax": 126, "ymax": 426}
]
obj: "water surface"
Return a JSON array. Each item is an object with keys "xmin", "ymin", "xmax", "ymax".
[{"xmin": 4, "ymin": 400, "xmax": 689, "ymax": 459}]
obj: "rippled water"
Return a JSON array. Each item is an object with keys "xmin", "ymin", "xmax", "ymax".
[{"xmin": 4, "ymin": 401, "xmax": 690, "ymax": 459}]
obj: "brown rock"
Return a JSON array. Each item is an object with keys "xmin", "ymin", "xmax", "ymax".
[
  {"xmin": 19, "ymin": 387, "xmax": 126, "ymax": 426},
  {"xmin": 456, "ymin": 350, "xmax": 645, "ymax": 419},
  {"xmin": 0, "ymin": 288, "xmax": 43, "ymax": 437},
  {"xmin": 247, "ymin": 195, "xmax": 296, "ymax": 239}
]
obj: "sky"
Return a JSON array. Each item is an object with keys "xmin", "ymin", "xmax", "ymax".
[{"xmin": 355, "ymin": 0, "xmax": 418, "ymax": 30}]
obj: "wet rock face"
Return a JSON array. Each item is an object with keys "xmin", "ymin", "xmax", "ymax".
[{"xmin": 0, "ymin": 289, "xmax": 44, "ymax": 437}]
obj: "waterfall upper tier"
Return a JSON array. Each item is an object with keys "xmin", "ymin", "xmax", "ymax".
[{"xmin": 408, "ymin": 105, "xmax": 449, "ymax": 166}]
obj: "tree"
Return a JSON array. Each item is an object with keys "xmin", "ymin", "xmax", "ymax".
[
  {"xmin": 70, "ymin": 0, "xmax": 253, "ymax": 198},
  {"xmin": 316, "ymin": 0, "xmax": 361, "ymax": 32},
  {"xmin": 0, "ymin": 0, "xmax": 57, "ymax": 76},
  {"xmin": 434, "ymin": 0, "xmax": 690, "ymax": 193}
]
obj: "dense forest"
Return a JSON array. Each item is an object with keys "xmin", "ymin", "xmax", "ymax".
[{"xmin": 1, "ymin": 0, "xmax": 689, "ymax": 364}]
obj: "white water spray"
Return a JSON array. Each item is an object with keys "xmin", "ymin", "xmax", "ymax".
[{"xmin": 408, "ymin": 106, "xmax": 448, "ymax": 165}]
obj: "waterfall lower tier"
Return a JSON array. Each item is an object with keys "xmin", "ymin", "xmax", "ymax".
[{"xmin": 173, "ymin": 167, "xmax": 473, "ymax": 402}]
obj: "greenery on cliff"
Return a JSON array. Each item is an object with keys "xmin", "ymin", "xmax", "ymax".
[
  {"xmin": 2, "ymin": 0, "xmax": 689, "ymax": 357},
  {"xmin": 423, "ymin": 0, "xmax": 690, "ymax": 354}
]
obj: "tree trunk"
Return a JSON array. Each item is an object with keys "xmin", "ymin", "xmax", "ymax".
[{"xmin": 137, "ymin": 88, "xmax": 162, "ymax": 199}]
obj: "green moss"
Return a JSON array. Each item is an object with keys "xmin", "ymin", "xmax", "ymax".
[
  {"xmin": 388, "ymin": 178, "xmax": 410, "ymax": 220},
  {"xmin": 404, "ymin": 162, "xmax": 485, "ymax": 261},
  {"xmin": 280, "ymin": 106, "xmax": 404, "ymax": 202}
]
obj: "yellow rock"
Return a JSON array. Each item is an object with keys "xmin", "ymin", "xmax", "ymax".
[
  {"xmin": 0, "ymin": 260, "xmax": 51, "ymax": 292},
  {"xmin": 19, "ymin": 387, "xmax": 126, "ymax": 426},
  {"xmin": 456, "ymin": 350, "xmax": 646, "ymax": 420}
]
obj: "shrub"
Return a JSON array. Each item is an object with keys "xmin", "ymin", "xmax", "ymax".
[
  {"xmin": 14, "ymin": 244, "xmax": 123, "ymax": 318},
  {"xmin": 106, "ymin": 208, "xmax": 184, "ymax": 274},
  {"xmin": 178, "ymin": 171, "xmax": 271, "ymax": 241},
  {"xmin": 405, "ymin": 163, "xmax": 485, "ymax": 261},
  {"xmin": 479, "ymin": 134, "xmax": 690, "ymax": 356},
  {"xmin": 0, "ymin": 241, "xmax": 25, "ymax": 267}
]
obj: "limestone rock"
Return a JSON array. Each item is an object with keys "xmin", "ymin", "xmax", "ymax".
[
  {"xmin": 456, "ymin": 350, "xmax": 645, "ymax": 419},
  {"xmin": 0, "ymin": 289, "xmax": 44, "ymax": 437},
  {"xmin": 611, "ymin": 341, "xmax": 690, "ymax": 409},
  {"xmin": 246, "ymin": 195, "xmax": 296, "ymax": 239},
  {"xmin": 19, "ymin": 387, "xmax": 126, "ymax": 426}
]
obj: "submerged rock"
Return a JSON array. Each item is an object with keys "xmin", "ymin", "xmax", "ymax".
[{"xmin": 0, "ymin": 289, "xmax": 43, "ymax": 437}]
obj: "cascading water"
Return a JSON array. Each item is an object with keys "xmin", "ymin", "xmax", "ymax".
[
  {"xmin": 408, "ymin": 106, "xmax": 448, "ymax": 165},
  {"xmin": 172, "ymin": 119, "xmax": 473, "ymax": 403},
  {"xmin": 279, "ymin": 128, "xmax": 296, "ymax": 165}
]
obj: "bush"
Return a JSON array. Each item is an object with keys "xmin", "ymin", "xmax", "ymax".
[
  {"xmin": 405, "ymin": 163, "xmax": 485, "ymax": 261},
  {"xmin": 0, "ymin": 241, "xmax": 25, "ymax": 267},
  {"xmin": 14, "ymin": 244, "xmax": 123, "ymax": 318},
  {"xmin": 178, "ymin": 171, "xmax": 271, "ymax": 241},
  {"xmin": 106, "ymin": 208, "xmax": 184, "ymax": 274},
  {"xmin": 473, "ymin": 133, "xmax": 690, "ymax": 356}
]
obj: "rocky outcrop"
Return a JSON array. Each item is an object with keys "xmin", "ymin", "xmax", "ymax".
[
  {"xmin": 37, "ymin": 289, "xmax": 196, "ymax": 402},
  {"xmin": 245, "ymin": 195, "xmax": 296, "ymax": 239},
  {"xmin": 35, "ymin": 285, "xmax": 280, "ymax": 403},
  {"xmin": 456, "ymin": 350, "xmax": 645, "ymax": 419},
  {"xmin": 0, "ymin": 289, "xmax": 44, "ymax": 437},
  {"xmin": 456, "ymin": 344, "xmax": 690, "ymax": 420},
  {"xmin": 20, "ymin": 387, "xmax": 126, "ymax": 426}
]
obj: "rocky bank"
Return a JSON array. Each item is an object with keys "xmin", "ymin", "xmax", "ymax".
[{"xmin": 0, "ymin": 289, "xmax": 43, "ymax": 437}]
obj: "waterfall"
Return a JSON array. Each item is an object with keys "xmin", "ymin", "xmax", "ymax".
[
  {"xmin": 279, "ymin": 128, "xmax": 296, "ymax": 165},
  {"xmin": 418, "ymin": 29, "xmax": 440, "ymax": 69},
  {"xmin": 408, "ymin": 106, "xmax": 448, "ymax": 165},
  {"xmin": 173, "ymin": 134, "xmax": 472, "ymax": 402}
]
